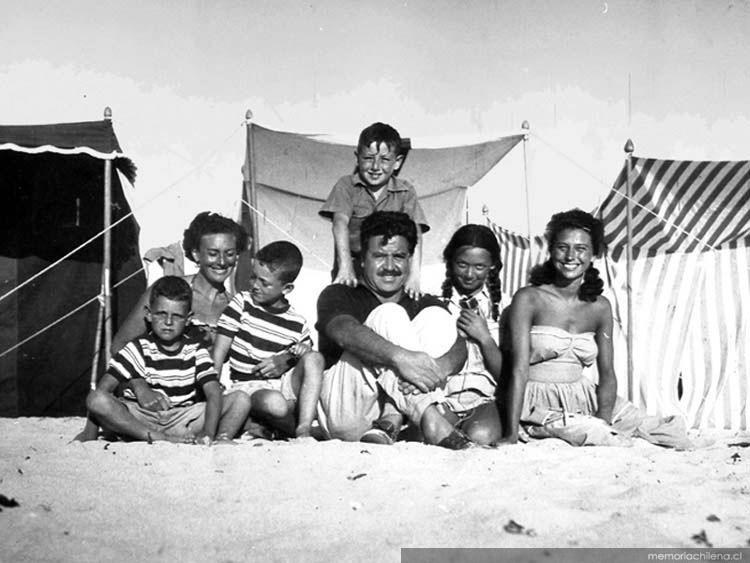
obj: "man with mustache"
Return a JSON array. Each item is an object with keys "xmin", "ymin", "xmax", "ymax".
[{"xmin": 315, "ymin": 211, "xmax": 471, "ymax": 448}]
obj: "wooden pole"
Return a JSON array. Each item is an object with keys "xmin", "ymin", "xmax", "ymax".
[
  {"xmin": 521, "ymin": 121, "xmax": 531, "ymax": 242},
  {"xmin": 103, "ymin": 107, "xmax": 113, "ymax": 365},
  {"xmin": 89, "ymin": 297, "xmax": 104, "ymax": 390},
  {"xmin": 244, "ymin": 110, "xmax": 260, "ymax": 254},
  {"xmin": 521, "ymin": 120, "xmax": 535, "ymax": 270},
  {"xmin": 624, "ymin": 138, "xmax": 635, "ymax": 403}
]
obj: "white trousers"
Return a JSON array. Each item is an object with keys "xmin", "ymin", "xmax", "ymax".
[{"xmin": 317, "ymin": 302, "xmax": 456, "ymax": 441}]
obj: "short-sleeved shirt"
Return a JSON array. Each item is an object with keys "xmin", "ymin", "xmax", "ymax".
[
  {"xmin": 107, "ymin": 334, "xmax": 218, "ymax": 407},
  {"xmin": 216, "ymin": 291, "xmax": 312, "ymax": 382},
  {"xmin": 319, "ymin": 173, "xmax": 430, "ymax": 255},
  {"xmin": 316, "ymin": 284, "xmax": 446, "ymax": 369}
]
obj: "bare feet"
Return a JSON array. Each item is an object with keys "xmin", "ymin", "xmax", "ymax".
[{"xmin": 71, "ymin": 419, "xmax": 100, "ymax": 442}]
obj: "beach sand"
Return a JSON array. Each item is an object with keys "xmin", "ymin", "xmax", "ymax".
[{"xmin": 1, "ymin": 417, "xmax": 748, "ymax": 562}]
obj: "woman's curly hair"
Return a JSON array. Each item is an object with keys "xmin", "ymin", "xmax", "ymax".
[
  {"xmin": 529, "ymin": 209, "xmax": 605, "ymax": 302},
  {"xmin": 182, "ymin": 211, "xmax": 249, "ymax": 263},
  {"xmin": 440, "ymin": 224, "xmax": 503, "ymax": 321}
]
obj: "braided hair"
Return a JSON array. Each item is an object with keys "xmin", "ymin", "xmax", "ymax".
[
  {"xmin": 441, "ymin": 224, "xmax": 503, "ymax": 321},
  {"xmin": 529, "ymin": 209, "xmax": 605, "ymax": 302}
]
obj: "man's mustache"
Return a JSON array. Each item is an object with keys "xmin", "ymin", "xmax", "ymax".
[{"xmin": 377, "ymin": 268, "xmax": 402, "ymax": 276}]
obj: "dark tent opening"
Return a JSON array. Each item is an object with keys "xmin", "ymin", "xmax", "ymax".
[{"xmin": 0, "ymin": 120, "xmax": 145, "ymax": 416}]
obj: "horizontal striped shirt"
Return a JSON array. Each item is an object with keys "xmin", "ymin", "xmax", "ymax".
[
  {"xmin": 107, "ymin": 335, "xmax": 218, "ymax": 407},
  {"xmin": 216, "ymin": 291, "xmax": 311, "ymax": 382}
]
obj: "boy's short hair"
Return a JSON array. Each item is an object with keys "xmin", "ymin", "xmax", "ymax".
[
  {"xmin": 149, "ymin": 276, "xmax": 193, "ymax": 309},
  {"xmin": 255, "ymin": 241, "xmax": 303, "ymax": 284},
  {"xmin": 357, "ymin": 122, "xmax": 402, "ymax": 155},
  {"xmin": 359, "ymin": 211, "xmax": 417, "ymax": 255}
]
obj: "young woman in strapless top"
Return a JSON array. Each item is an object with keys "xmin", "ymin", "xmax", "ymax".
[{"xmin": 505, "ymin": 209, "xmax": 616, "ymax": 443}]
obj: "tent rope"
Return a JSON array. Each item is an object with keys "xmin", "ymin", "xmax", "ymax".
[
  {"xmin": 0, "ymin": 123, "xmax": 244, "ymax": 306},
  {"xmin": 530, "ymin": 131, "xmax": 718, "ymax": 253},
  {"xmin": 241, "ymin": 199, "xmax": 332, "ymax": 269},
  {"xmin": 0, "ymin": 266, "xmax": 144, "ymax": 359}
]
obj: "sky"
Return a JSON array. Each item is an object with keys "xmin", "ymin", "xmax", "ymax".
[{"xmin": 3, "ymin": 0, "xmax": 750, "ymax": 256}]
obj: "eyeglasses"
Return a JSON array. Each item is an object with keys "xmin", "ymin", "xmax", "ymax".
[{"xmin": 150, "ymin": 312, "xmax": 188, "ymax": 323}]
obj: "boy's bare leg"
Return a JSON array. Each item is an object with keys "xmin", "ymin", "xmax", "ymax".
[
  {"xmin": 73, "ymin": 415, "xmax": 101, "ymax": 442},
  {"xmin": 86, "ymin": 389, "xmax": 182, "ymax": 443},
  {"xmin": 215, "ymin": 391, "xmax": 252, "ymax": 441},
  {"xmin": 241, "ymin": 389, "xmax": 293, "ymax": 439},
  {"xmin": 291, "ymin": 352, "xmax": 325, "ymax": 438}
]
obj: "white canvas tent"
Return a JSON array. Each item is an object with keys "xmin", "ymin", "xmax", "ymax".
[{"xmin": 235, "ymin": 121, "xmax": 524, "ymax": 326}]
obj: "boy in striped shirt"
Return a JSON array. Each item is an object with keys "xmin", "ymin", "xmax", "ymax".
[
  {"xmin": 213, "ymin": 241, "xmax": 324, "ymax": 439},
  {"xmin": 86, "ymin": 276, "xmax": 251, "ymax": 443}
]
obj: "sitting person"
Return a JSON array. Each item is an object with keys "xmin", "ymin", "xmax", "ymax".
[
  {"xmin": 115, "ymin": 211, "xmax": 250, "ymax": 352},
  {"xmin": 316, "ymin": 211, "xmax": 472, "ymax": 449},
  {"xmin": 84, "ymin": 276, "xmax": 251, "ymax": 443},
  {"xmin": 75, "ymin": 211, "xmax": 249, "ymax": 441},
  {"xmin": 436, "ymin": 224, "xmax": 504, "ymax": 445},
  {"xmin": 319, "ymin": 122, "xmax": 428, "ymax": 297},
  {"xmin": 212, "ymin": 241, "xmax": 324, "ymax": 439},
  {"xmin": 505, "ymin": 209, "xmax": 692, "ymax": 448}
]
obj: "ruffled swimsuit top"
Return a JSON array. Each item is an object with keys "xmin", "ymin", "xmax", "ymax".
[{"xmin": 528, "ymin": 325, "xmax": 598, "ymax": 384}]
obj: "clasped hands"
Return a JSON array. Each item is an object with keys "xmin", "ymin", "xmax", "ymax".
[{"xmin": 394, "ymin": 349, "xmax": 446, "ymax": 395}]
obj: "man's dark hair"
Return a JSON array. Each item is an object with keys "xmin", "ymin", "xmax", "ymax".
[
  {"xmin": 149, "ymin": 275, "xmax": 192, "ymax": 309},
  {"xmin": 357, "ymin": 122, "xmax": 402, "ymax": 155},
  {"xmin": 359, "ymin": 211, "xmax": 417, "ymax": 255},
  {"xmin": 255, "ymin": 240, "xmax": 303, "ymax": 283}
]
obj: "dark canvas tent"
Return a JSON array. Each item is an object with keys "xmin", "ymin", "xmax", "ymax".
[{"xmin": 0, "ymin": 119, "xmax": 145, "ymax": 416}]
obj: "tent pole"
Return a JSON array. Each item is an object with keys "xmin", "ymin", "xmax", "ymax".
[
  {"xmin": 521, "ymin": 121, "xmax": 531, "ymax": 241},
  {"xmin": 244, "ymin": 110, "xmax": 260, "ymax": 254},
  {"xmin": 89, "ymin": 298, "xmax": 105, "ymax": 389},
  {"xmin": 521, "ymin": 120, "xmax": 535, "ymax": 272},
  {"xmin": 102, "ymin": 107, "xmax": 113, "ymax": 365},
  {"xmin": 624, "ymin": 139, "xmax": 635, "ymax": 403}
]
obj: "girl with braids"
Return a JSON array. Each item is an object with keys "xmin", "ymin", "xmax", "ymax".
[
  {"xmin": 505, "ymin": 209, "xmax": 691, "ymax": 447},
  {"xmin": 434, "ymin": 224, "xmax": 504, "ymax": 446}
]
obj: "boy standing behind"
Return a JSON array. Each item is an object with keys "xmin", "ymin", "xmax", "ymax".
[
  {"xmin": 319, "ymin": 122, "xmax": 429, "ymax": 297},
  {"xmin": 212, "ymin": 241, "xmax": 324, "ymax": 438},
  {"xmin": 85, "ymin": 276, "xmax": 251, "ymax": 443}
]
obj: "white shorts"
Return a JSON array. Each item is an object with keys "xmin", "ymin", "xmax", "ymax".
[{"xmin": 228, "ymin": 368, "xmax": 297, "ymax": 402}]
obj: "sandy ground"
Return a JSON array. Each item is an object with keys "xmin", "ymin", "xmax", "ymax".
[{"xmin": 1, "ymin": 417, "xmax": 749, "ymax": 563}]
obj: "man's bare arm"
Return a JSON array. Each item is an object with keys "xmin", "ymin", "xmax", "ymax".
[{"xmin": 325, "ymin": 314, "xmax": 442, "ymax": 392}]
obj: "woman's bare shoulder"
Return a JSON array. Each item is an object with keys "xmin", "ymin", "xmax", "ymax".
[{"xmin": 510, "ymin": 285, "xmax": 544, "ymax": 303}]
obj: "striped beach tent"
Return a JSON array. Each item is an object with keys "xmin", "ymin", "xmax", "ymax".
[
  {"xmin": 488, "ymin": 222, "xmax": 546, "ymax": 301},
  {"xmin": 599, "ymin": 158, "xmax": 750, "ymax": 430}
]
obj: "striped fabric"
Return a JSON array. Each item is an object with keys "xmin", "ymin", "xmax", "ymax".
[
  {"xmin": 599, "ymin": 157, "xmax": 750, "ymax": 430},
  {"xmin": 107, "ymin": 336, "xmax": 217, "ymax": 407},
  {"xmin": 488, "ymin": 222, "xmax": 547, "ymax": 299},
  {"xmin": 216, "ymin": 291, "xmax": 311, "ymax": 381},
  {"xmin": 601, "ymin": 159, "xmax": 750, "ymax": 261}
]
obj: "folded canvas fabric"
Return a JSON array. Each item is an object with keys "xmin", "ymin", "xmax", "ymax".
[
  {"xmin": 143, "ymin": 242, "xmax": 185, "ymax": 278},
  {"xmin": 523, "ymin": 405, "xmax": 695, "ymax": 449}
]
